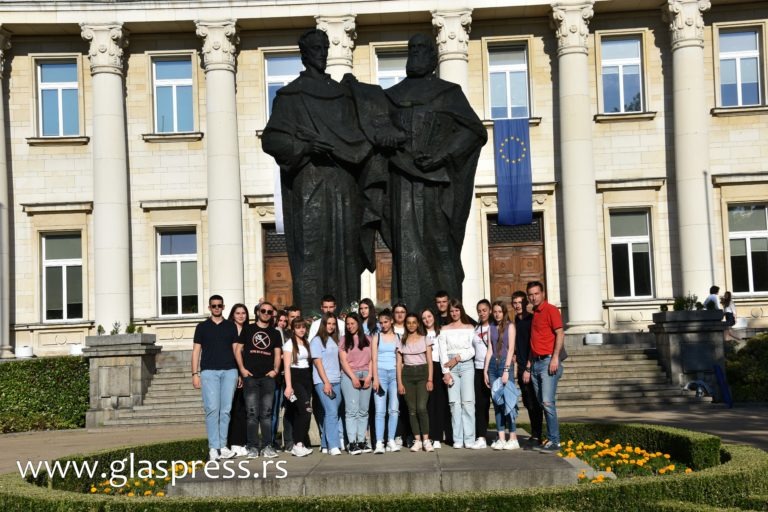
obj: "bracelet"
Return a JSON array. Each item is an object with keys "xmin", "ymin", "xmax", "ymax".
[
  {"xmin": 503, "ymin": 369, "xmax": 509, "ymax": 373},
  {"xmin": 192, "ymin": 371, "xmax": 200, "ymax": 376}
]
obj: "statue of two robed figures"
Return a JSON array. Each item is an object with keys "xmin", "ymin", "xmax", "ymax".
[{"xmin": 262, "ymin": 30, "xmax": 487, "ymax": 314}]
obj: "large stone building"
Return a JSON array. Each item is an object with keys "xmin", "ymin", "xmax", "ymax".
[{"xmin": 0, "ymin": 0, "xmax": 766, "ymax": 358}]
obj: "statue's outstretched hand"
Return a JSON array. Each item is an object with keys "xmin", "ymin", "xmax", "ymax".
[{"xmin": 414, "ymin": 152, "xmax": 447, "ymax": 171}]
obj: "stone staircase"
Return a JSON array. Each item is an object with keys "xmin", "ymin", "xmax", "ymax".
[{"xmin": 103, "ymin": 344, "xmax": 708, "ymax": 426}]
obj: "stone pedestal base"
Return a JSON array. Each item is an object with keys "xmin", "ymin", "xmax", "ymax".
[
  {"xmin": 649, "ymin": 311, "xmax": 726, "ymax": 400},
  {"xmin": 83, "ymin": 334, "xmax": 160, "ymax": 428}
]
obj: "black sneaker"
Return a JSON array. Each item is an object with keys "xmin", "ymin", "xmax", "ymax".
[
  {"xmin": 362, "ymin": 441, "xmax": 373, "ymax": 453},
  {"xmin": 349, "ymin": 442, "xmax": 362, "ymax": 455},
  {"xmin": 537, "ymin": 441, "xmax": 561, "ymax": 454}
]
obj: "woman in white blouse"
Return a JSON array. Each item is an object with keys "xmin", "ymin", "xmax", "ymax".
[{"xmin": 437, "ymin": 299, "xmax": 478, "ymax": 449}]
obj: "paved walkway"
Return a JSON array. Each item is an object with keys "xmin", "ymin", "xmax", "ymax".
[{"xmin": 1, "ymin": 403, "xmax": 765, "ymax": 476}]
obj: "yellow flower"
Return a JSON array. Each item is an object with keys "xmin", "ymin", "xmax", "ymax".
[
  {"xmin": 664, "ymin": 454, "xmax": 671, "ymax": 459},
  {"xmin": 156, "ymin": 492, "xmax": 165, "ymax": 497},
  {"xmin": 144, "ymin": 490, "xmax": 152, "ymax": 496},
  {"xmin": 606, "ymin": 467, "xmax": 612, "ymax": 472},
  {"xmin": 568, "ymin": 440, "xmax": 574, "ymax": 446},
  {"xmin": 90, "ymin": 487, "xmax": 97, "ymax": 493},
  {"xmin": 659, "ymin": 468, "xmax": 666, "ymax": 474},
  {"xmin": 104, "ymin": 488, "xmax": 112, "ymax": 493},
  {"xmin": 127, "ymin": 492, "xmax": 134, "ymax": 497},
  {"xmin": 604, "ymin": 439, "xmax": 611, "ymax": 444},
  {"xmin": 578, "ymin": 473, "xmax": 586, "ymax": 480},
  {"xmin": 685, "ymin": 468, "xmax": 693, "ymax": 474},
  {"xmin": 149, "ymin": 480, "xmax": 155, "ymax": 486},
  {"xmin": 668, "ymin": 465, "xmax": 676, "ymax": 471}
]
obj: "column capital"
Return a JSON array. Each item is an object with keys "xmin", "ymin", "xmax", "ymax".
[
  {"xmin": 195, "ymin": 19, "xmax": 239, "ymax": 73},
  {"xmin": 316, "ymin": 15, "xmax": 356, "ymax": 71},
  {"xmin": 431, "ymin": 8, "xmax": 472, "ymax": 63},
  {"xmin": 0, "ymin": 26, "xmax": 11, "ymax": 79},
  {"xmin": 664, "ymin": 0, "xmax": 711, "ymax": 51},
  {"xmin": 550, "ymin": 1, "xmax": 594, "ymax": 56},
  {"xmin": 80, "ymin": 23, "xmax": 129, "ymax": 76}
]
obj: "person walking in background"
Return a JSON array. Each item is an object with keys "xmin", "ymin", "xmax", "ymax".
[
  {"xmin": 235, "ymin": 302, "xmax": 283, "ymax": 459},
  {"xmin": 511, "ymin": 291, "xmax": 544, "ymax": 447},
  {"xmin": 472, "ymin": 299, "xmax": 492, "ymax": 449},
  {"xmin": 721, "ymin": 291, "xmax": 741, "ymax": 341},
  {"xmin": 703, "ymin": 285, "xmax": 721, "ymax": 310},
  {"xmin": 525, "ymin": 282, "xmax": 565, "ymax": 454},
  {"xmin": 282, "ymin": 318, "xmax": 314, "ymax": 457},
  {"xmin": 339, "ymin": 312, "xmax": 373, "ymax": 455},
  {"xmin": 422, "ymin": 307, "xmax": 452, "ymax": 449},
  {"xmin": 438, "ymin": 299, "xmax": 477, "ymax": 449},
  {"xmin": 484, "ymin": 300, "xmax": 519, "ymax": 450},
  {"xmin": 311, "ymin": 312, "xmax": 344, "ymax": 455},
  {"xmin": 192, "ymin": 295, "xmax": 240, "ymax": 462},
  {"xmin": 226, "ymin": 304, "xmax": 250, "ymax": 457},
  {"xmin": 397, "ymin": 313, "xmax": 434, "ymax": 452},
  {"xmin": 371, "ymin": 309, "xmax": 401, "ymax": 453}
]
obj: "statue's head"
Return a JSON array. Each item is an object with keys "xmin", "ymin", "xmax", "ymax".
[
  {"xmin": 405, "ymin": 33, "xmax": 438, "ymax": 78},
  {"xmin": 298, "ymin": 29, "xmax": 329, "ymax": 73}
]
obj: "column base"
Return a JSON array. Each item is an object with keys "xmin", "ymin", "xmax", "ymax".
[
  {"xmin": 565, "ymin": 320, "xmax": 607, "ymax": 334},
  {"xmin": 0, "ymin": 347, "xmax": 15, "ymax": 359}
]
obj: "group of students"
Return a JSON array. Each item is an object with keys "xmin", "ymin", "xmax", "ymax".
[{"xmin": 193, "ymin": 290, "xmax": 549, "ymax": 462}]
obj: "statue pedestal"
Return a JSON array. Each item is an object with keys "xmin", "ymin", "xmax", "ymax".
[{"xmin": 83, "ymin": 334, "xmax": 160, "ymax": 428}]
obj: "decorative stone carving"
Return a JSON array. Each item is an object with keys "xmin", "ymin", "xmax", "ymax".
[
  {"xmin": 80, "ymin": 23, "xmax": 129, "ymax": 76},
  {"xmin": 664, "ymin": 0, "xmax": 711, "ymax": 50},
  {"xmin": 550, "ymin": 1, "xmax": 594, "ymax": 56},
  {"xmin": 0, "ymin": 25, "xmax": 11, "ymax": 79},
  {"xmin": 316, "ymin": 15, "xmax": 356, "ymax": 71},
  {"xmin": 431, "ymin": 9, "xmax": 472, "ymax": 63},
  {"xmin": 195, "ymin": 20, "xmax": 239, "ymax": 73}
]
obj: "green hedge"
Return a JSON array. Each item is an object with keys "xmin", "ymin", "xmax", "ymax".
[
  {"xmin": 1, "ymin": 445, "xmax": 767, "ymax": 512},
  {"xmin": 0, "ymin": 356, "xmax": 89, "ymax": 433},
  {"xmin": 2, "ymin": 423, "xmax": 766, "ymax": 512},
  {"xmin": 727, "ymin": 334, "xmax": 768, "ymax": 402}
]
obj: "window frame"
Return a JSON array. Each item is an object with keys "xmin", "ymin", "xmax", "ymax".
[
  {"xmin": 152, "ymin": 56, "xmax": 194, "ymax": 133},
  {"xmin": 145, "ymin": 51, "xmax": 199, "ymax": 135},
  {"xmin": 714, "ymin": 24, "xmax": 765, "ymax": 108},
  {"xmin": 608, "ymin": 209, "xmax": 655, "ymax": 299},
  {"xmin": 263, "ymin": 50, "xmax": 303, "ymax": 119},
  {"xmin": 727, "ymin": 203, "xmax": 768, "ymax": 296},
  {"xmin": 594, "ymin": 30, "xmax": 649, "ymax": 116},
  {"xmin": 33, "ymin": 56, "xmax": 83, "ymax": 137},
  {"xmin": 374, "ymin": 49, "xmax": 408, "ymax": 88},
  {"xmin": 41, "ymin": 232, "xmax": 84, "ymax": 322},
  {"xmin": 486, "ymin": 44, "xmax": 531, "ymax": 120},
  {"xmin": 156, "ymin": 228, "xmax": 200, "ymax": 318}
]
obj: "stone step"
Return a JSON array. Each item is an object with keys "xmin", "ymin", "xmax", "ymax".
[
  {"xmin": 147, "ymin": 375, "xmax": 193, "ymax": 385},
  {"xmin": 560, "ymin": 360, "xmax": 661, "ymax": 369},
  {"xmin": 143, "ymin": 397, "xmax": 204, "ymax": 406},
  {"xmin": 557, "ymin": 388, "xmax": 691, "ymax": 401},
  {"xmin": 553, "ymin": 395, "xmax": 708, "ymax": 409},
  {"xmin": 556, "ymin": 381, "xmax": 674, "ymax": 393},
  {"xmin": 144, "ymin": 388, "xmax": 202, "ymax": 398},
  {"xmin": 104, "ymin": 414, "xmax": 204, "ymax": 426},
  {"xmin": 117, "ymin": 406, "xmax": 203, "ymax": 418},
  {"xmin": 559, "ymin": 369, "xmax": 665, "ymax": 381}
]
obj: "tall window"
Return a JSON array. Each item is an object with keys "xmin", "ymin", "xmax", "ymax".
[
  {"xmin": 719, "ymin": 30, "xmax": 761, "ymax": 107},
  {"xmin": 153, "ymin": 58, "xmax": 193, "ymax": 133},
  {"xmin": 601, "ymin": 37, "xmax": 643, "ymax": 113},
  {"xmin": 729, "ymin": 205, "xmax": 768, "ymax": 294},
  {"xmin": 158, "ymin": 231, "xmax": 198, "ymax": 316},
  {"xmin": 42, "ymin": 233, "xmax": 83, "ymax": 321},
  {"xmin": 610, "ymin": 211, "xmax": 653, "ymax": 298},
  {"xmin": 377, "ymin": 52, "xmax": 407, "ymax": 88},
  {"xmin": 37, "ymin": 61, "xmax": 79, "ymax": 136},
  {"xmin": 488, "ymin": 46, "xmax": 530, "ymax": 119},
  {"xmin": 265, "ymin": 54, "xmax": 303, "ymax": 117}
]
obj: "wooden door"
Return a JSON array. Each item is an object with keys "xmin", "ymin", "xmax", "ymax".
[
  {"xmin": 487, "ymin": 214, "xmax": 545, "ymax": 303},
  {"xmin": 374, "ymin": 233, "xmax": 392, "ymax": 306},
  {"xmin": 263, "ymin": 225, "xmax": 293, "ymax": 309}
]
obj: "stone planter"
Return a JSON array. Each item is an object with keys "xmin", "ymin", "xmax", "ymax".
[
  {"xmin": 82, "ymin": 334, "xmax": 160, "ymax": 428},
  {"xmin": 649, "ymin": 310, "xmax": 726, "ymax": 401}
]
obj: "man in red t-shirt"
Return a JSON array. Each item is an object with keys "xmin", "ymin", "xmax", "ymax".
[{"xmin": 522, "ymin": 281, "xmax": 564, "ymax": 453}]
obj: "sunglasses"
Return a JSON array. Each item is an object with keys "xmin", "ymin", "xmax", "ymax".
[
  {"xmin": 210, "ymin": 304, "xmax": 224, "ymax": 309},
  {"xmin": 260, "ymin": 308, "xmax": 275, "ymax": 315}
]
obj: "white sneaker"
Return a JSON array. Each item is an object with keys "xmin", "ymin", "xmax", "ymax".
[
  {"xmin": 291, "ymin": 444, "xmax": 313, "ymax": 457},
  {"xmin": 209, "ymin": 448, "xmax": 220, "ymax": 462},
  {"xmin": 432, "ymin": 441, "xmax": 442, "ymax": 449},
  {"xmin": 395, "ymin": 436, "xmax": 403, "ymax": 447},
  {"xmin": 410, "ymin": 440, "xmax": 423, "ymax": 452},
  {"xmin": 219, "ymin": 447, "xmax": 236, "ymax": 459},
  {"xmin": 386, "ymin": 440, "xmax": 401, "ymax": 452},
  {"xmin": 504, "ymin": 439, "xmax": 521, "ymax": 450},
  {"xmin": 374, "ymin": 441, "xmax": 386, "ymax": 454},
  {"xmin": 471, "ymin": 438, "xmax": 487, "ymax": 449},
  {"xmin": 453, "ymin": 442, "xmax": 464, "ymax": 449},
  {"xmin": 321, "ymin": 448, "xmax": 329, "ymax": 454},
  {"xmin": 329, "ymin": 447, "xmax": 342, "ymax": 456},
  {"xmin": 423, "ymin": 440, "xmax": 434, "ymax": 452},
  {"xmin": 339, "ymin": 441, "xmax": 345, "ymax": 451},
  {"xmin": 491, "ymin": 439, "xmax": 504, "ymax": 450}
]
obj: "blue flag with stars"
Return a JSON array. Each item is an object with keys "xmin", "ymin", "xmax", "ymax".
[{"xmin": 494, "ymin": 119, "xmax": 532, "ymax": 225}]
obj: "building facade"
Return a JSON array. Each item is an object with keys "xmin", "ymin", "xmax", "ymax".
[{"xmin": 0, "ymin": 0, "xmax": 767, "ymax": 357}]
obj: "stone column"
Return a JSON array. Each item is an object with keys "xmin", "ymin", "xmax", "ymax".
[
  {"xmin": 0, "ymin": 27, "xmax": 12, "ymax": 358},
  {"xmin": 665, "ymin": 0, "xmax": 713, "ymax": 295},
  {"xmin": 316, "ymin": 15, "xmax": 356, "ymax": 82},
  {"xmin": 432, "ymin": 9, "xmax": 483, "ymax": 307},
  {"xmin": 551, "ymin": 1, "xmax": 605, "ymax": 333},
  {"xmin": 196, "ymin": 20, "xmax": 244, "ymax": 305},
  {"xmin": 80, "ymin": 24, "xmax": 131, "ymax": 332}
]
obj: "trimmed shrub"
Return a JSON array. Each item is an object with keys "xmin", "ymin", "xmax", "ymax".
[
  {"xmin": 727, "ymin": 334, "xmax": 768, "ymax": 402},
  {"xmin": 0, "ymin": 356, "xmax": 89, "ymax": 433}
]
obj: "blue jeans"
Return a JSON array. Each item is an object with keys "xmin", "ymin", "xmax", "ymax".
[
  {"xmin": 488, "ymin": 359, "xmax": 516, "ymax": 433},
  {"xmin": 374, "ymin": 367, "xmax": 399, "ymax": 443},
  {"xmin": 340, "ymin": 371, "xmax": 371, "ymax": 443},
  {"xmin": 270, "ymin": 376, "xmax": 284, "ymax": 446},
  {"xmin": 314, "ymin": 382, "xmax": 342, "ymax": 450},
  {"xmin": 243, "ymin": 375, "xmax": 275, "ymax": 450},
  {"xmin": 447, "ymin": 359, "xmax": 475, "ymax": 446},
  {"xmin": 200, "ymin": 369, "xmax": 238, "ymax": 450},
  {"xmin": 531, "ymin": 356, "xmax": 564, "ymax": 445}
]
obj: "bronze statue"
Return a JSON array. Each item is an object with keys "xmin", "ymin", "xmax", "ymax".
[{"xmin": 261, "ymin": 29, "xmax": 372, "ymax": 313}]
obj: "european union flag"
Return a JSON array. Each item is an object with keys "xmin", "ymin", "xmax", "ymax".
[{"xmin": 493, "ymin": 119, "xmax": 532, "ymax": 225}]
